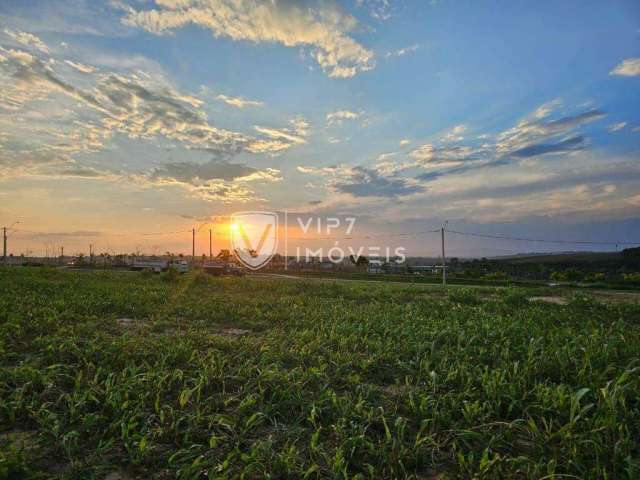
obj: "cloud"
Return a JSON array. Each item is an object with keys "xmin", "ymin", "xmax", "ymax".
[
  {"xmin": 121, "ymin": 0, "xmax": 375, "ymax": 78},
  {"xmin": 509, "ymin": 135, "xmax": 585, "ymax": 158},
  {"xmin": 401, "ymin": 101, "xmax": 606, "ymax": 183},
  {"xmin": 3, "ymin": 28, "xmax": 49, "ymax": 53},
  {"xmin": 215, "ymin": 93, "xmax": 263, "ymax": 108},
  {"xmin": 376, "ymin": 152, "xmax": 397, "ymax": 162},
  {"xmin": 156, "ymin": 179, "xmax": 259, "ymax": 202},
  {"xmin": 150, "ymin": 159, "xmax": 281, "ymax": 184},
  {"xmin": 532, "ymin": 98, "xmax": 562, "ymax": 119},
  {"xmin": 399, "ymin": 138, "xmax": 411, "ymax": 146},
  {"xmin": 415, "ymin": 159, "xmax": 507, "ymax": 181},
  {"xmin": 326, "ymin": 109, "xmax": 361, "ymax": 126},
  {"xmin": 356, "ymin": 0, "xmax": 393, "ymax": 21},
  {"xmin": 385, "ymin": 44, "xmax": 419, "ymax": 59},
  {"xmin": 140, "ymin": 158, "xmax": 280, "ymax": 202},
  {"xmin": 0, "ymin": 46, "xmax": 110, "ymax": 113},
  {"xmin": 0, "ymin": 42, "xmax": 305, "ymax": 194},
  {"xmin": 254, "ymin": 127, "xmax": 305, "ymax": 146},
  {"xmin": 610, "ymin": 58, "xmax": 640, "ymax": 77},
  {"xmin": 442, "ymin": 124, "xmax": 466, "ymax": 142},
  {"xmin": 297, "ymin": 164, "xmax": 423, "ymax": 198},
  {"xmin": 496, "ymin": 107, "xmax": 605, "ymax": 156},
  {"xmin": 607, "ymin": 122, "xmax": 626, "ymax": 132},
  {"xmin": 333, "ymin": 166, "xmax": 423, "ymax": 198},
  {"xmin": 0, "ymin": 44, "xmax": 304, "ymax": 153},
  {"xmin": 59, "ymin": 160, "xmax": 280, "ymax": 202},
  {"xmin": 17, "ymin": 230, "xmax": 106, "ymax": 239},
  {"xmin": 64, "ymin": 60, "xmax": 97, "ymax": 73},
  {"xmin": 410, "ymin": 144, "xmax": 481, "ymax": 164},
  {"xmin": 1, "ymin": 0, "xmax": 132, "ymax": 37},
  {"xmin": 438, "ymin": 156, "xmax": 640, "ymax": 212},
  {"xmin": 252, "ymin": 116, "xmax": 309, "ymax": 152}
]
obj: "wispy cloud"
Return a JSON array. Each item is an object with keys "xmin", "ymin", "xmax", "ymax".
[
  {"xmin": 120, "ymin": 0, "xmax": 375, "ymax": 78},
  {"xmin": 495, "ymin": 107, "xmax": 605, "ymax": 156},
  {"xmin": 0, "ymin": 38, "xmax": 306, "ymax": 189},
  {"xmin": 356, "ymin": 0, "xmax": 393, "ymax": 21},
  {"xmin": 215, "ymin": 94, "xmax": 263, "ymax": 108},
  {"xmin": 442, "ymin": 124, "xmax": 466, "ymax": 142},
  {"xmin": 607, "ymin": 122, "xmax": 626, "ymax": 132},
  {"xmin": 64, "ymin": 60, "xmax": 96, "ymax": 73},
  {"xmin": 254, "ymin": 117, "xmax": 309, "ymax": 150},
  {"xmin": 510, "ymin": 135, "xmax": 585, "ymax": 158},
  {"xmin": 326, "ymin": 109, "xmax": 361, "ymax": 126},
  {"xmin": 143, "ymin": 159, "xmax": 281, "ymax": 202},
  {"xmin": 298, "ymin": 164, "xmax": 423, "ymax": 198},
  {"xmin": 296, "ymin": 99, "xmax": 610, "ymax": 204},
  {"xmin": 385, "ymin": 44, "xmax": 419, "ymax": 59},
  {"xmin": 610, "ymin": 58, "xmax": 640, "ymax": 77},
  {"xmin": 3, "ymin": 28, "xmax": 49, "ymax": 53}
]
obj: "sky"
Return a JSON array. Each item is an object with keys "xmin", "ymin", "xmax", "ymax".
[{"xmin": 0, "ymin": 0, "xmax": 639, "ymax": 257}]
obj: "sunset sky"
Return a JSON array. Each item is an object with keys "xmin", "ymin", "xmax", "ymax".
[{"xmin": 1, "ymin": 0, "xmax": 639, "ymax": 257}]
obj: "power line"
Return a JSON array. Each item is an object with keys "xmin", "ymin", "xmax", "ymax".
[
  {"xmin": 285, "ymin": 228, "xmax": 442, "ymax": 241},
  {"xmin": 446, "ymin": 229, "xmax": 640, "ymax": 246},
  {"xmin": 12, "ymin": 228, "xmax": 191, "ymax": 237},
  {"xmin": 6, "ymin": 224, "xmax": 639, "ymax": 249}
]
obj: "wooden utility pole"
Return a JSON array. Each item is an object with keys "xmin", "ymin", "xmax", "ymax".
[
  {"xmin": 2, "ymin": 222, "xmax": 19, "ymax": 263},
  {"xmin": 192, "ymin": 228, "xmax": 195, "ymax": 262},
  {"xmin": 441, "ymin": 221, "xmax": 448, "ymax": 287}
]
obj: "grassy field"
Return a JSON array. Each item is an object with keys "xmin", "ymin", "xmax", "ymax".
[{"xmin": 1, "ymin": 268, "xmax": 639, "ymax": 479}]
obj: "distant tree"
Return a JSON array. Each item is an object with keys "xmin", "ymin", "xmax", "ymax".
[
  {"xmin": 564, "ymin": 268, "xmax": 583, "ymax": 281},
  {"xmin": 550, "ymin": 271, "xmax": 568, "ymax": 282},
  {"xmin": 356, "ymin": 256, "xmax": 369, "ymax": 267},
  {"xmin": 483, "ymin": 271, "xmax": 509, "ymax": 281},
  {"xmin": 217, "ymin": 249, "xmax": 232, "ymax": 262},
  {"xmin": 585, "ymin": 272, "xmax": 605, "ymax": 283},
  {"xmin": 622, "ymin": 247, "xmax": 640, "ymax": 269},
  {"xmin": 623, "ymin": 272, "xmax": 640, "ymax": 284}
]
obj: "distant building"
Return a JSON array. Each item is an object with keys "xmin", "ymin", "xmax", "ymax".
[
  {"xmin": 367, "ymin": 259, "xmax": 384, "ymax": 274},
  {"xmin": 383, "ymin": 262, "xmax": 405, "ymax": 274}
]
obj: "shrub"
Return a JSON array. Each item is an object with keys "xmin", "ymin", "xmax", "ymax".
[{"xmin": 162, "ymin": 267, "xmax": 182, "ymax": 283}]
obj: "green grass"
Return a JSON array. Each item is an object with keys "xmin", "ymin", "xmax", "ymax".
[{"xmin": 1, "ymin": 267, "xmax": 639, "ymax": 479}]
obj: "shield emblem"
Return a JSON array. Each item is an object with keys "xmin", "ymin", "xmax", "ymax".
[{"xmin": 230, "ymin": 211, "xmax": 278, "ymax": 270}]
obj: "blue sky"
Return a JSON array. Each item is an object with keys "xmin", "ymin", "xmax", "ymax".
[{"xmin": 0, "ymin": 0, "xmax": 639, "ymax": 256}]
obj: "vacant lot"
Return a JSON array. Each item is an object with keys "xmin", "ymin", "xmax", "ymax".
[{"xmin": 1, "ymin": 268, "xmax": 639, "ymax": 479}]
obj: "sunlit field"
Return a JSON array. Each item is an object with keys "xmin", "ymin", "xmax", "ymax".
[{"xmin": 1, "ymin": 267, "xmax": 639, "ymax": 479}]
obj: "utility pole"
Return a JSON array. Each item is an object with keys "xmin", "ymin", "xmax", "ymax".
[
  {"xmin": 441, "ymin": 221, "xmax": 448, "ymax": 287},
  {"xmin": 89, "ymin": 244, "xmax": 93, "ymax": 266},
  {"xmin": 2, "ymin": 221, "xmax": 19, "ymax": 264},
  {"xmin": 209, "ymin": 228, "xmax": 213, "ymax": 260},
  {"xmin": 192, "ymin": 228, "xmax": 195, "ymax": 263}
]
